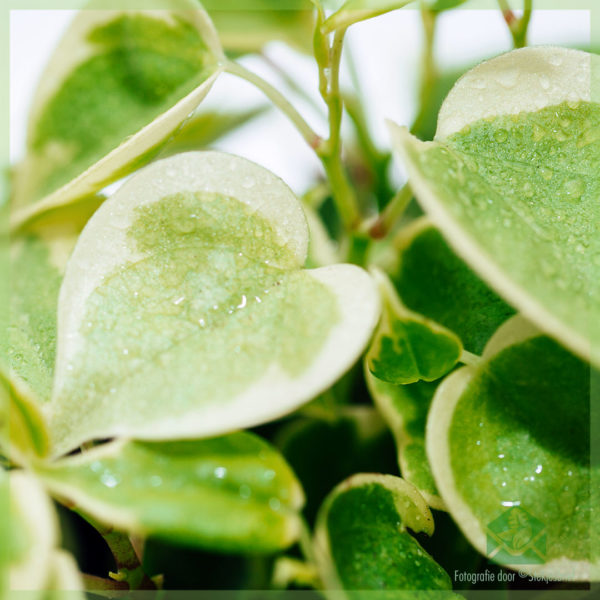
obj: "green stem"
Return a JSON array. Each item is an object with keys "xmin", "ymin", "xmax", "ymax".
[
  {"xmin": 298, "ymin": 517, "xmax": 319, "ymax": 569},
  {"xmin": 460, "ymin": 349, "xmax": 482, "ymax": 366},
  {"xmin": 497, "ymin": 0, "xmax": 533, "ymax": 48},
  {"xmin": 226, "ymin": 54, "xmax": 360, "ymax": 231},
  {"xmin": 225, "ymin": 61, "xmax": 322, "ymax": 150},
  {"xmin": 343, "ymin": 93, "xmax": 392, "ymax": 201},
  {"xmin": 74, "ymin": 510, "xmax": 154, "ymax": 590},
  {"xmin": 411, "ymin": 6, "xmax": 438, "ymax": 138},
  {"xmin": 82, "ymin": 574, "xmax": 128, "ymax": 598},
  {"xmin": 260, "ymin": 51, "xmax": 326, "ymax": 117},
  {"xmin": 515, "ymin": 0, "xmax": 533, "ymax": 48},
  {"xmin": 315, "ymin": 27, "xmax": 361, "ymax": 231},
  {"xmin": 368, "ymin": 184, "xmax": 412, "ymax": 239},
  {"xmin": 342, "ymin": 40, "xmax": 392, "ymax": 198}
]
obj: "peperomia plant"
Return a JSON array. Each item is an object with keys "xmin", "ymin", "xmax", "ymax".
[{"xmin": 3, "ymin": 0, "xmax": 598, "ymax": 596}]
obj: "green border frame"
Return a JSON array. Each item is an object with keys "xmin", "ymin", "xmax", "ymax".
[{"xmin": 2, "ymin": 1, "xmax": 598, "ymax": 598}]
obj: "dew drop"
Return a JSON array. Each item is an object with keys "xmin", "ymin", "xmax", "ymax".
[
  {"xmin": 495, "ymin": 68, "xmax": 519, "ymax": 89},
  {"xmin": 548, "ymin": 54, "xmax": 563, "ymax": 66},
  {"xmin": 262, "ymin": 469, "xmax": 276, "ymax": 482},
  {"xmin": 540, "ymin": 167, "xmax": 553, "ymax": 181},
  {"xmin": 214, "ymin": 467, "xmax": 227, "ymax": 479},
  {"xmin": 472, "ymin": 77, "xmax": 486, "ymax": 90},
  {"xmin": 90, "ymin": 461, "xmax": 103, "ymax": 473},
  {"xmin": 522, "ymin": 182, "xmax": 534, "ymax": 198},
  {"xmin": 149, "ymin": 475, "xmax": 163, "ymax": 487},
  {"xmin": 174, "ymin": 220, "xmax": 195, "ymax": 234},
  {"xmin": 539, "ymin": 74, "xmax": 550, "ymax": 90},
  {"xmin": 563, "ymin": 179, "xmax": 585, "ymax": 200},
  {"xmin": 554, "ymin": 129, "xmax": 568, "ymax": 142},
  {"xmin": 494, "ymin": 129, "xmax": 508, "ymax": 143},
  {"xmin": 100, "ymin": 472, "xmax": 120, "ymax": 488},
  {"xmin": 531, "ymin": 124, "xmax": 545, "ymax": 142}
]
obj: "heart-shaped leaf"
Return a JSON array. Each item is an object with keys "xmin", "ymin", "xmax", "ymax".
[
  {"xmin": 12, "ymin": 0, "xmax": 224, "ymax": 228},
  {"xmin": 390, "ymin": 47, "xmax": 600, "ymax": 367},
  {"xmin": 392, "ymin": 218, "xmax": 515, "ymax": 355},
  {"xmin": 313, "ymin": 473, "xmax": 457, "ymax": 595},
  {"xmin": 47, "ymin": 152, "xmax": 379, "ymax": 455},
  {"xmin": 36, "ymin": 433, "xmax": 304, "ymax": 554},
  {"xmin": 366, "ymin": 269, "xmax": 461, "ymax": 385},
  {"xmin": 365, "ymin": 369, "xmax": 443, "ymax": 509},
  {"xmin": 427, "ymin": 316, "xmax": 599, "ymax": 580}
]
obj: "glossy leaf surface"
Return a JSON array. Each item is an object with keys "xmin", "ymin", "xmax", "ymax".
[
  {"xmin": 314, "ymin": 474, "xmax": 456, "ymax": 595},
  {"xmin": 48, "ymin": 152, "xmax": 379, "ymax": 455},
  {"xmin": 393, "ymin": 219, "xmax": 515, "ymax": 355},
  {"xmin": 366, "ymin": 270, "xmax": 461, "ymax": 384},
  {"xmin": 12, "ymin": 0, "xmax": 224, "ymax": 228},
  {"xmin": 391, "ymin": 47, "xmax": 600, "ymax": 366},
  {"xmin": 427, "ymin": 317, "xmax": 599, "ymax": 579},
  {"xmin": 36, "ymin": 433, "xmax": 304, "ymax": 553}
]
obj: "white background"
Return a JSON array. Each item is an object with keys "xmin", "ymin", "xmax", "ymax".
[{"xmin": 10, "ymin": 8, "xmax": 590, "ymax": 194}]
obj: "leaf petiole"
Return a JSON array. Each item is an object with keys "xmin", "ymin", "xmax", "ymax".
[
  {"xmin": 224, "ymin": 60, "xmax": 322, "ymax": 150},
  {"xmin": 314, "ymin": 25, "xmax": 362, "ymax": 231},
  {"xmin": 368, "ymin": 183, "xmax": 413, "ymax": 239},
  {"xmin": 497, "ymin": 0, "xmax": 533, "ymax": 48}
]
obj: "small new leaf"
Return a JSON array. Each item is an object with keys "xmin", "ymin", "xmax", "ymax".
[
  {"xmin": 366, "ymin": 268, "xmax": 462, "ymax": 385},
  {"xmin": 322, "ymin": 0, "xmax": 414, "ymax": 34}
]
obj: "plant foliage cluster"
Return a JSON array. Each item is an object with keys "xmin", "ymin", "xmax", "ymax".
[{"xmin": 2, "ymin": 0, "xmax": 598, "ymax": 596}]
